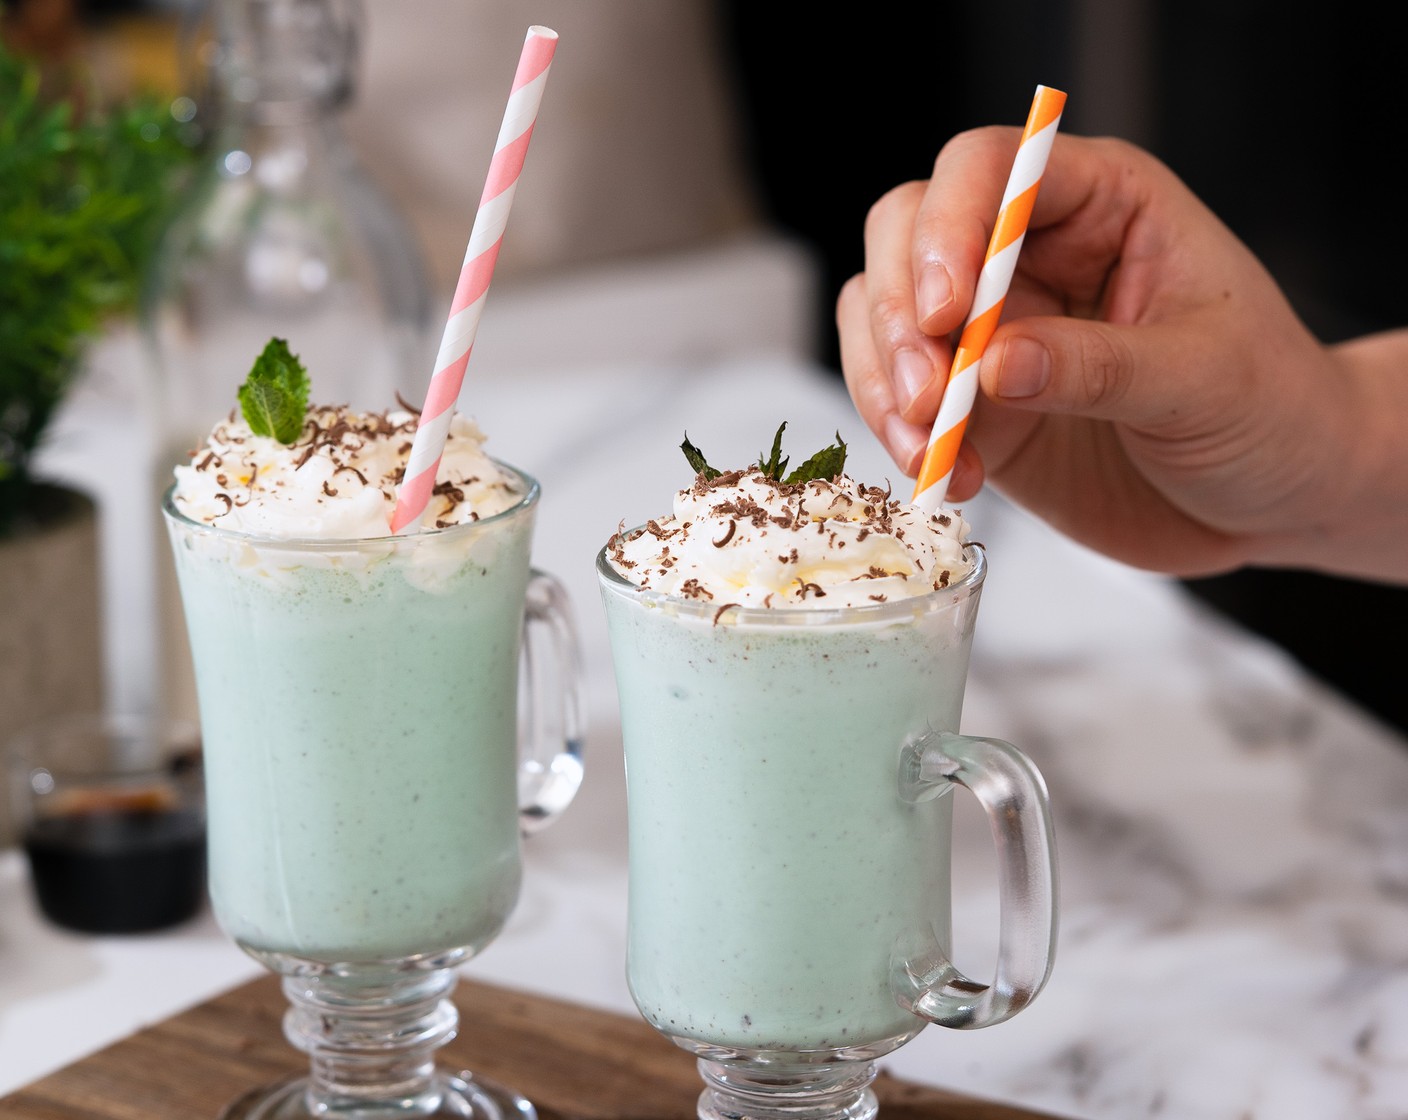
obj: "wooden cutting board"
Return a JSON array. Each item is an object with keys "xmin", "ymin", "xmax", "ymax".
[{"xmin": 0, "ymin": 974, "xmax": 1073, "ymax": 1119}]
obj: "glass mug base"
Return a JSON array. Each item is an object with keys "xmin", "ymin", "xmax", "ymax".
[
  {"xmin": 667, "ymin": 1033, "xmax": 916, "ymax": 1120},
  {"xmin": 219, "ymin": 1070, "xmax": 536, "ymax": 1120},
  {"xmin": 697, "ymin": 1059, "xmax": 878, "ymax": 1120}
]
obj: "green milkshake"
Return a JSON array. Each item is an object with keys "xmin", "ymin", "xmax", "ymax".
[
  {"xmin": 163, "ymin": 343, "xmax": 543, "ymax": 964},
  {"xmin": 163, "ymin": 341, "xmax": 585, "ymax": 1120},
  {"xmin": 166, "ymin": 480, "xmax": 533, "ymax": 962},
  {"xmin": 598, "ymin": 428, "xmax": 1056, "ymax": 1089},
  {"xmin": 600, "ymin": 563, "xmax": 979, "ymax": 1051}
]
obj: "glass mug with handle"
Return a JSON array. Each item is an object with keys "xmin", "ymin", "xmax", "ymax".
[
  {"xmin": 164, "ymin": 461, "xmax": 583, "ymax": 1120},
  {"xmin": 598, "ymin": 539, "xmax": 1056, "ymax": 1120}
]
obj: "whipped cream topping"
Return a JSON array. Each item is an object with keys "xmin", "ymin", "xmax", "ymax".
[
  {"xmin": 171, "ymin": 406, "xmax": 522, "ymax": 537},
  {"xmin": 607, "ymin": 468, "xmax": 972, "ymax": 609}
]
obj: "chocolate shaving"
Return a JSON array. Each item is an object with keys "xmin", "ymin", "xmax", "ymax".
[
  {"xmin": 334, "ymin": 464, "xmax": 369, "ymax": 486},
  {"xmin": 713, "ymin": 519, "xmax": 737, "ymax": 548},
  {"xmin": 712, "ymin": 602, "xmax": 740, "ymax": 626}
]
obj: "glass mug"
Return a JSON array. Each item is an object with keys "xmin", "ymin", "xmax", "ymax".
[
  {"xmin": 164, "ymin": 462, "xmax": 584, "ymax": 1120},
  {"xmin": 598, "ymin": 541, "xmax": 1056, "ymax": 1120}
]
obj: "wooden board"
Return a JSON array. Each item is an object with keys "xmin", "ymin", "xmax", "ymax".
[{"xmin": 1, "ymin": 974, "xmax": 1072, "ymax": 1119}]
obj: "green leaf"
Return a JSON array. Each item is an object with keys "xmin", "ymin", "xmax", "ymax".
[
  {"xmin": 238, "ymin": 338, "xmax": 310, "ymax": 444},
  {"xmin": 784, "ymin": 431, "xmax": 847, "ymax": 484},
  {"xmin": 681, "ymin": 432, "xmax": 721, "ymax": 480},
  {"xmin": 681, "ymin": 424, "xmax": 849, "ymax": 487},
  {"xmin": 1, "ymin": 35, "xmax": 199, "ymax": 533},
  {"xmin": 757, "ymin": 421, "xmax": 788, "ymax": 481}
]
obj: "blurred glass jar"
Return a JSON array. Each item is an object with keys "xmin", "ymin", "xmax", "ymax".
[
  {"xmin": 143, "ymin": 0, "xmax": 435, "ymax": 436},
  {"xmin": 141, "ymin": 0, "xmax": 436, "ymax": 724}
]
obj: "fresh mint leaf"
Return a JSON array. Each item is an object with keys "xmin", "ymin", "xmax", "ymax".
[
  {"xmin": 684, "ymin": 425, "xmax": 848, "ymax": 484},
  {"xmin": 784, "ymin": 431, "xmax": 847, "ymax": 484},
  {"xmin": 758, "ymin": 422, "xmax": 788, "ymax": 481},
  {"xmin": 238, "ymin": 338, "xmax": 310, "ymax": 444},
  {"xmin": 681, "ymin": 432, "xmax": 721, "ymax": 480}
]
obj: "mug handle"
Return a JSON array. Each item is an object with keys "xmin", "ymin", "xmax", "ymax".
[
  {"xmin": 892, "ymin": 730, "xmax": 1058, "ymax": 1028},
  {"xmin": 516, "ymin": 569, "xmax": 586, "ymax": 834}
]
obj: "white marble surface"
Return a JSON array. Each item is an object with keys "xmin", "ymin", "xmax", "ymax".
[{"xmin": 6, "ymin": 249, "xmax": 1408, "ymax": 1120}]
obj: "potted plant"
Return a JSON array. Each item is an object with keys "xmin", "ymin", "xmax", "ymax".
[{"xmin": 1, "ymin": 32, "xmax": 196, "ymax": 837}]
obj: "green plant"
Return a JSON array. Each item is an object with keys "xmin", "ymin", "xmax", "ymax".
[{"xmin": 0, "ymin": 35, "xmax": 198, "ymax": 535}]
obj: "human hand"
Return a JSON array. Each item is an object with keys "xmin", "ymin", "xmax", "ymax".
[{"xmin": 836, "ymin": 130, "xmax": 1358, "ymax": 578}]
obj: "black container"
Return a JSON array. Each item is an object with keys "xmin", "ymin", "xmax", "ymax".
[{"xmin": 9, "ymin": 715, "xmax": 206, "ymax": 935}]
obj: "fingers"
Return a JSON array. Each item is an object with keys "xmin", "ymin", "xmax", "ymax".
[
  {"xmin": 837, "ymin": 272, "xmax": 929, "ymax": 478},
  {"xmin": 909, "ymin": 126, "xmax": 1023, "ymax": 335},
  {"xmin": 978, "ymin": 315, "xmax": 1231, "ymax": 430},
  {"xmin": 857, "ymin": 182, "xmax": 953, "ymax": 427},
  {"xmin": 841, "ymin": 128, "xmax": 1084, "ymax": 454},
  {"xmin": 911, "ymin": 130, "xmax": 1159, "ymax": 327},
  {"xmin": 838, "ymin": 129, "xmax": 1184, "ymax": 487},
  {"xmin": 944, "ymin": 441, "xmax": 986, "ymax": 503}
]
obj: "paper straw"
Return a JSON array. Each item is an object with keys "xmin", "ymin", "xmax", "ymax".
[
  {"xmin": 391, "ymin": 25, "xmax": 558, "ymax": 534},
  {"xmin": 912, "ymin": 84, "xmax": 1066, "ymax": 513}
]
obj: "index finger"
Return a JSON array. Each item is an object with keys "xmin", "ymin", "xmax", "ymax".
[
  {"xmin": 912, "ymin": 125, "xmax": 1025, "ymax": 336},
  {"xmin": 917, "ymin": 125, "xmax": 1127, "ymax": 337}
]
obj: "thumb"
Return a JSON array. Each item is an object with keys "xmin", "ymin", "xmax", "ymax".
[{"xmin": 979, "ymin": 317, "xmax": 1224, "ymax": 429}]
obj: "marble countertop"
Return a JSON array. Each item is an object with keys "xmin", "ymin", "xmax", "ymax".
[{"xmin": 5, "ymin": 248, "xmax": 1408, "ymax": 1119}]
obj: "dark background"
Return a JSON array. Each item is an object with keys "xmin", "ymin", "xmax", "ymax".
[
  {"xmin": 9, "ymin": 0, "xmax": 1403, "ymax": 734},
  {"xmin": 718, "ymin": 1, "xmax": 1408, "ymax": 736}
]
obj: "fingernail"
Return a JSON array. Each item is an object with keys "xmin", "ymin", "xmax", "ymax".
[
  {"xmin": 918, "ymin": 264, "xmax": 954, "ymax": 325},
  {"xmin": 994, "ymin": 338, "xmax": 1051, "ymax": 399},
  {"xmin": 884, "ymin": 414, "xmax": 927, "ymax": 469},
  {"xmin": 893, "ymin": 350, "xmax": 932, "ymax": 411}
]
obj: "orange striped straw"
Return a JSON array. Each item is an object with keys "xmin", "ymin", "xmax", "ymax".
[
  {"xmin": 391, "ymin": 26, "xmax": 558, "ymax": 534},
  {"xmin": 912, "ymin": 85, "xmax": 1067, "ymax": 513}
]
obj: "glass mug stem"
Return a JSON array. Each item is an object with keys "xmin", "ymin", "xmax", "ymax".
[
  {"xmin": 283, "ymin": 968, "xmax": 460, "ymax": 1117},
  {"xmin": 224, "ymin": 963, "xmax": 534, "ymax": 1120},
  {"xmin": 697, "ymin": 1058, "xmax": 880, "ymax": 1120}
]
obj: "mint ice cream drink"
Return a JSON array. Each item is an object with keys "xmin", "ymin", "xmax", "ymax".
[
  {"xmin": 601, "ymin": 565, "xmax": 979, "ymax": 1051},
  {"xmin": 598, "ymin": 427, "xmax": 1056, "ymax": 1120},
  {"xmin": 162, "ymin": 340, "xmax": 585, "ymax": 1120},
  {"xmin": 165, "ymin": 368, "xmax": 536, "ymax": 964}
]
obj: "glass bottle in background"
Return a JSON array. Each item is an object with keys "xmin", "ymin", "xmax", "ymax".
[{"xmin": 141, "ymin": 0, "xmax": 436, "ymax": 726}]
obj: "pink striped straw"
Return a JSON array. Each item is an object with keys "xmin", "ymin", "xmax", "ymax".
[
  {"xmin": 391, "ymin": 25, "xmax": 559, "ymax": 533},
  {"xmin": 912, "ymin": 85, "xmax": 1066, "ymax": 514}
]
